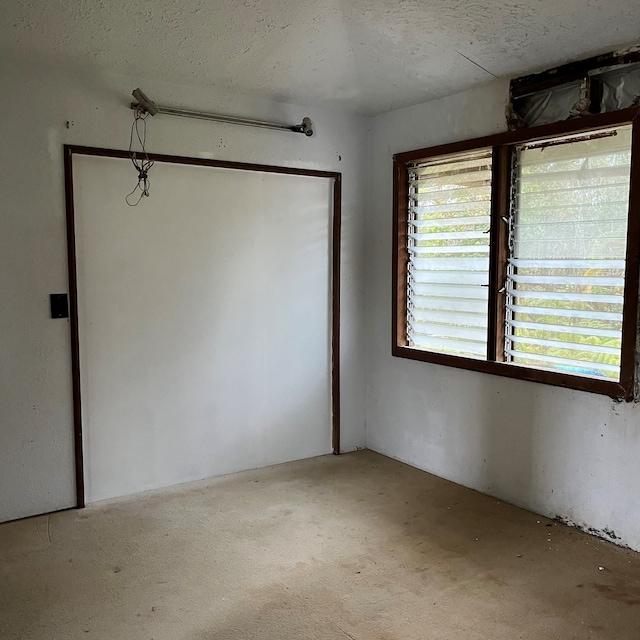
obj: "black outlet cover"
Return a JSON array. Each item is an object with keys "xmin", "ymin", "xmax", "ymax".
[{"xmin": 50, "ymin": 293, "xmax": 69, "ymax": 319}]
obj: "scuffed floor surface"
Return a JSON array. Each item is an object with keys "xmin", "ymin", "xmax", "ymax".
[{"xmin": 1, "ymin": 451, "xmax": 639, "ymax": 640}]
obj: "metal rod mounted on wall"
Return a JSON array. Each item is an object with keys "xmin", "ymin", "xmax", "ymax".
[{"xmin": 131, "ymin": 88, "xmax": 314, "ymax": 137}]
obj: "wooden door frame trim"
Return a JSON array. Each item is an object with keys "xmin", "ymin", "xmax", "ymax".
[{"xmin": 64, "ymin": 144, "xmax": 343, "ymax": 509}]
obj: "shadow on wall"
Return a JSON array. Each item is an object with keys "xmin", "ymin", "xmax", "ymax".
[{"xmin": 476, "ymin": 374, "xmax": 537, "ymax": 507}]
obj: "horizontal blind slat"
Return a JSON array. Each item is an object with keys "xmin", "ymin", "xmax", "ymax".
[
  {"xmin": 510, "ymin": 289, "xmax": 623, "ymax": 304},
  {"xmin": 505, "ymin": 350, "xmax": 620, "ymax": 374},
  {"xmin": 410, "ymin": 165, "xmax": 492, "ymax": 181},
  {"xmin": 508, "ymin": 320, "xmax": 621, "ymax": 338},
  {"xmin": 409, "ymin": 230, "xmax": 489, "ymax": 241},
  {"xmin": 517, "ymin": 164, "xmax": 630, "ymax": 183},
  {"xmin": 508, "ymin": 258, "xmax": 625, "ymax": 269},
  {"xmin": 510, "ymin": 335, "xmax": 620, "ymax": 355},
  {"xmin": 409, "ymin": 320, "xmax": 487, "ymax": 341},
  {"xmin": 406, "ymin": 150, "xmax": 492, "ymax": 358},
  {"xmin": 515, "ymin": 182, "xmax": 629, "ymax": 197},
  {"xmin": 518, "ymin": 137, "xmax": 630, "ymax": 157},
  {"xmin": 410, "ymin": 294, "xmax": 489, "ymax": 314},
  {"xmin": 509, "ymin": 202, "xmax": 629, "ymax": 217},
  {"xmin": 411, "ymin": 178, "xmax": 492, "ymax": 194},
  {"xmin": 515, "ymin": 218, "xmax": 627, "ymax": 229},
  {"xmin": 505, "ymin": 125, "xmax": 632, "ymax": 380},
  {"xmin": 508, "ymin": 274, "xmax": 624, "ymax": 286},
  {"xmin": 410, "ymin": 257, "xmax": 490, "ymax": 271},
  {"xmin": 410, "ymin": 282, "xmax": 489, "ymax": 299},
  {"xmin": 413, "ymin": 334, "xmax": 487, "ymax": 356},
  {"xmin": 410, "ymin": 201, "xmax": 492, "ymax": 215},
  {"xmin": 518, "ymin": 148, "xmax": 631, "ymax": 169},
  {"xmin": 506, "ymin": 303, "xmax": 623, "ymax": 322},
  {"xmin": 515, "ymin": 236, "xmax": 627, "ymax": 245},
  {"xmin": 409, "ymin": 245, "xmax": 491, "ymax": 255},
  {"xmin": 409, "ymin": 215, "xmax": 491, "ymax": 228},
  {"xmin": 411, "ymin": 270, "xmax": 488, "ymax": 285},
  {"xmin": 411, "ymin": 308, "xmax": 489, "ymax": 327},
  {"xmin": 413, "ymin": 192, "xmax": 491, "ymax": 204}
]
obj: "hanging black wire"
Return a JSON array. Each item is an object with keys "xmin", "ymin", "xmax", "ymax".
[{"xmin": 126, "ymin": 107, "xmax": 154, "ymax": 206}]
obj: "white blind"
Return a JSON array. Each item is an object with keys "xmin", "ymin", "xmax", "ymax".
[
  {"xmin": 506, "ymin": 126, "xmax": 632, "ymax": 379},
  {"xmin": 407, "ymin": 150, "xmax": 492, "ymax": 358}
]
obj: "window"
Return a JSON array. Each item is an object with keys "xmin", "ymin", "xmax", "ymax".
[
  {"xmin": 393, "ymin": 110, "xmax": 640, "ymax": 398},
  {"xmin": 406, "ymin": 150, "xmax": 492, "ymax": 359}
]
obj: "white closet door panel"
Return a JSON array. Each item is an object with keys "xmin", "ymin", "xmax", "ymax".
[{"xmin": 74, "ymin": 155, "xmax": 332, "ymax": 502}]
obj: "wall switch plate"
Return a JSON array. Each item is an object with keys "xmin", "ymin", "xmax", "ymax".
[{"xmin": 50, "ymin": 293, "xmax": 69, "ymax": 319}]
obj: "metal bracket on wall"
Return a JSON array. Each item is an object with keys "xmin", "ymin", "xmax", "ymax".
[{"xmin": 130, "ymin": 88, "xmax": 314, "ymax": 137}]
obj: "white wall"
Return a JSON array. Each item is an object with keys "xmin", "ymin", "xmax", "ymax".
[
  {"xmin": 75, "ymin": 156, "xmax": 333, "ymax": 502},
  {"xmin": 5, "ymin": 50, "xmax": 639, "ymax": 551},
  {"xmin": 0, "ymin": 55, "xmax": 368, "ymax": 522},
  {"xmin": 366, "ymin": 79, "xmax": 640, "ymax": 551}
]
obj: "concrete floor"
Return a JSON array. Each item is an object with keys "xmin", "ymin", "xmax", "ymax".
[{"xmin": 1, "ymin": 450, "xmax": 639, "ymax": 640}]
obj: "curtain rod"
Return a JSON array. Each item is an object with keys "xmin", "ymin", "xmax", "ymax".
[{"xmin": 131, "ymin": 88, "xmax": 314, "ymax": 136}]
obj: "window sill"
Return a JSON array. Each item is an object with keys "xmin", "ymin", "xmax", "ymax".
[{"xmin": 392, "ymin": 344, "xmax": 632, "ymax": 399}]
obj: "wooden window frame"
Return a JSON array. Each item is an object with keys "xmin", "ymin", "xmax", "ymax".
[{"xmin": 393, "ymin": 108, "xmax": 640, "ymax": 399}]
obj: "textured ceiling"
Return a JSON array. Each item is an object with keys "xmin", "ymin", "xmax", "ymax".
[{"xmin": 2, "ymin": 0, "xmax": 639, "ymax": 114}]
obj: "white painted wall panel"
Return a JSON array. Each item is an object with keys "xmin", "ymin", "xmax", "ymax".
[
  {"xmin": 73, "ymin": 156, "xmax": 332, "ymax": 501},
  {"xmin": 0, "ymin": 60, "xmax": 367, "ymax": 522}
]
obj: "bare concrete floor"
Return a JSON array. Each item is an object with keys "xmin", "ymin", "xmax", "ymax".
[{"xmin": 1, "ymin": 450, "xmax": 639, "ymax": 640}]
